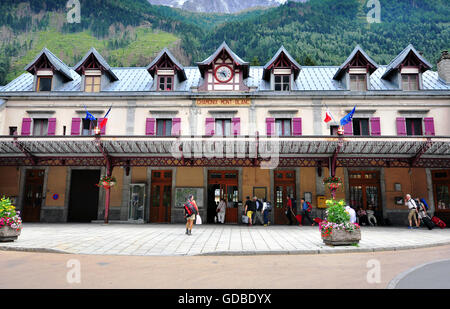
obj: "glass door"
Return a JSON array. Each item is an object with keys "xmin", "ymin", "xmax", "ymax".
[{"xmin": 129, "ymin": 184, "xmax": 145, "ymax": 221}]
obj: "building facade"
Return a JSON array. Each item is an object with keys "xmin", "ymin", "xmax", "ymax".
[{"xmin": 0, "ymin": 43, "xmax": 449, "ymax": 226}]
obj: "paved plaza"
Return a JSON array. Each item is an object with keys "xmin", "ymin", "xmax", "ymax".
[{"xmin": 1, "ymin": 223, "xmax": 450, "ymax": 256}]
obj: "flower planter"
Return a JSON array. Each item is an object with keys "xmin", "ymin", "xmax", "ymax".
[
  {"xmin": 0, "ymin": 226, "xmax": 21, "ymax": 242},
  {"xmin": 321, "ymin": 228, "xmax": 361, "ymax": 246}
]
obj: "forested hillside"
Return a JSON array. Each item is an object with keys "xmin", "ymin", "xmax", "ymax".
[{"xmin": 0, "ymin": 0, "xmax": 449, "ymax": 86}]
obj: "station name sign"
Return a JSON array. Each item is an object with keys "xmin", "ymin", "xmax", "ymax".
[{"xmin": 196, "ymin": 98, "xmax": 251, "ymax": 106}]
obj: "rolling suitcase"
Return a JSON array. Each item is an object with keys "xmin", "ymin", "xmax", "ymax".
[
  {"xmin": 422, "ymin": 216, "xmax": 434, "ymax": 230},
  {"xmin": 432, "ymin": 216, "xmax": 446, "ymax": 229},
  {"xmin": 295, "ymin": 214, "xmax": 302, "ymax": 226}
]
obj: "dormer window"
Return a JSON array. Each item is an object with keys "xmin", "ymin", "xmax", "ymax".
[
  {"xmin": 275, "ymin": 75, "xmax": 290, "ymax": 91},
  {"xmin": 37, "ymin": 76, "xmax": 52, "ymax": 92},
  {"xmin": 158, "ymin": 74, "xmax": 174, "ymax": 91},
  {"xmin": 349, "ymin": 74, "xmax": 367, "ymax": 91},
  {"xmin": 84, "ymin": 70, "xmax": 101, "ymax": 92}
]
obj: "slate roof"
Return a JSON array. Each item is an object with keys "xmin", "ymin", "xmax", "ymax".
[
  {"xmin": 1, "ymin": 45, "xmax": 449, "ymax": 94},
  {"xmin": 73, "ymin": 47, "xmax": 119, "ymax": 81},
  {"xmin": 24, "ymin": 47, "xmax": 74, "ymax": 81}
]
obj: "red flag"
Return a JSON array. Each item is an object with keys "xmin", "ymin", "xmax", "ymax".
[
  {"xmin": 324, "ymin": 112, "xmax": 332, "ymax": 123},
  {"xmin": 99, "ymin": 118, "xmax": 108, "ymax": 129}
]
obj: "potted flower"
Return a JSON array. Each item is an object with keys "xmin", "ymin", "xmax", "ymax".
[
  {"xmin": 96, "ymin": 175, "xmax": 117, "ymax": 189},
  {"xmin": 0, "ymin": 196, "xmax": 23, "ymax": 242},
  {"xmin": 319, "ymin": 199, "xmax": 361, "ymax": 246}
]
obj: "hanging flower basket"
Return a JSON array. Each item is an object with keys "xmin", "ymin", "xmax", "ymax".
[
  {"xmin": 0, "ymin": 197, "xmax": 22, "ymax": 242},
  {"xmin": 323, "ymin": 176, "xmax": 343, "ymax": 199},
  {"xmin": 97, "ymin": 176, "xmax": 117, "ymax": 189}
]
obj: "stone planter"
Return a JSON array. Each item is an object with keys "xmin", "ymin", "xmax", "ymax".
[
  {"xmin": 0, "ymin": 226, "xmax": 21, "ymax": 242},
  {"xmin": 322, "ymin": 228, "xmax": 361, "ymax": 246}
]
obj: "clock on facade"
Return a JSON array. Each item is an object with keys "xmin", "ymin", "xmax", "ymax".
[{"xmin": 214, "ymin": 65, "xmax": 234, "ymax": 83}]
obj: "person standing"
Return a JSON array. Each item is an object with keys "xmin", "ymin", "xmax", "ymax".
[
  {"xmin": 405, "ymin": 194, "xmax": 419, "ymax": 229},
  {"xmin": 244, "ymin": 196, "xmax": 255, "ymax": 226},
  {"xmin": 262, "ymin": 199, "xmax": 271, "ymax": 226},
  {"xmin": 253, "ymin": 196, "xmax": 264, "ymax": 225},
  {"xmin": 216, "ymin": 198, "xmax": 226, "ymax": 224},
  {"xmin": 300, "ymin": 198, "xmax": 314, "ymax": 226},
  {"xmin": 185, "ymin": 194, "xmax": 199, "ymax": 235},
  {"xmin": 285, "ymin": 196, "xmax": 294, "ymax": 225}
]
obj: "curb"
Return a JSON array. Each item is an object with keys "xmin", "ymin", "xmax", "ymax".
[
  {"xmin": 387, "ymin": 259, "xmax": 450, "ymax": 289},
  {"xmin": 2, "ymin": 240, "xmax": 450, "ymax": 257}
]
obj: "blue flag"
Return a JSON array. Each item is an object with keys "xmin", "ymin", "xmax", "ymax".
[
  {"xmin": 84, "ymin": 105, "xmax": 96, "ymax": 121},
  {"xmin": 340, "ymin": 106, "xmax": 356, "ymax": 126}
]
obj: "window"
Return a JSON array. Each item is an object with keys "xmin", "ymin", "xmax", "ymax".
[
  {"xmin": 9, "ymin": 127, "xmax": 17, "ymax": 136},
  {"xmin": 406, "ymin": 118, "xmax": 423, "ymax": 136},
  {"xmin": 82, "ymin": 118, "xmax": 97, "ymax": 136},
  {"xmin": 85, "ymin": 75, "xmax": 101, "ymax": 92},
  {"xmin": 215, "ymin": 119, "xmax": 231, "ymax": 136},
  {"xmin": 330, "ymin": 125, "xmax": 339, "ymax": 136},
  {"xmin": 352, "ymin": 118, "xmax": 369, "ymax": 136},
  {"xmin": 402, "ymin": 74, "xmax": 419, "ymax": 91},
  {"xmin": 275, "ymin": 119, "xmax": 291, "ymax": 136},
  {"xmin": 158, "ymin": 76, "xmax": 173, "ymax": 91},
  {"xmin": 274, "ymin": 75, "xmax": 290, "ymax": 91},
  {"xmin": 156, "ymin": 119, "xmax": 172, "ymax": 136},
  {"xmin": 33, "ymin": 119, "xmax": 48, "ymax": 136},
  {"xmin": 349, "ymin": 74, "xmax": 367, "ymax": 91},
  {"xmin": 37, "ymin": 76, "xmax": 52, "ymax": 92}
]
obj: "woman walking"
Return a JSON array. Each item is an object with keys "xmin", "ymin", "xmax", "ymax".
[{"xmin": 184, "ymin": 194, "xmax": 199, "ymax": 235}]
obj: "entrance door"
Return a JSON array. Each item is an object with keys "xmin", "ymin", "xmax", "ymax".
[
  {"xmin": 68, "ymin": 170, "xmax": 100, "ymax": 222},
  {"xmin": 150, "ymin": 170, "xmax": 172, "ymax": 223},
  {"xmin": 208, "ymin": 170, "xmax": 239, "ymax": 224},
  {"xmin": 274, "ymin": 170, "xmax": 296, "ymax": 224},
  {"xmin": 349, "ymin": 171, "xmax": 381, "ymax": 211},
  {"xmin": 433, "ymin": 170, "xmax": 450, "ymax": 211},
  {"xmin": 22, "ymin": 169, "xmax": 45, "ymax": 222}
]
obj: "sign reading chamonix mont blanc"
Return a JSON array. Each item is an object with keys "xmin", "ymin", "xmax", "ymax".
[{"xmin": 196, "ymin": 98, "xmax": 251, "ymax": 106}]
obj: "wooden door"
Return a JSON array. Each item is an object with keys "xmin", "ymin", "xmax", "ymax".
[
  {"xmin": 433, "ymin": 170, "xmax": 450, "ymax": 212},
  {"xmin": 349, "ymin": 171, "xmax": 381, "ymax": 211},
  {"xmin": 149, "ymin": 171, "xmax": 172, "ymax": 223},
  {"xmin": 208, "ymin": 170, "xmax": 239, "ymax": 224},
  {"xmin": 274, "ymin": 170, "xmax": 296, "ymax": 224},
  {"xmin": 22, "ymin": 169, "xmax": 45, "ymax": 222}
]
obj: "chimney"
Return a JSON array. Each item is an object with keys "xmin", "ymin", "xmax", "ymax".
[{"xmin": 437, "ymin": 50, "xmax": 450, "ymax": 84}]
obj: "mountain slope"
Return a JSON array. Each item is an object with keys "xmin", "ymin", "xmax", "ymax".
[{"xmin": 148, "ymin": 0, "xmax": 308, "ymax": 14}]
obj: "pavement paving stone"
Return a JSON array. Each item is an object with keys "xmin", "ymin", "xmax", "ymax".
[{"xmin": 1, "ymin": 223, "xmax": 450, "ymax": 256}]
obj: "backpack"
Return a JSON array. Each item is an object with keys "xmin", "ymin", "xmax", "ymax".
[
  {"xmin": 265, "ymin": 202, "xmax": 272, "ymax": 212},
  {"xmin": 420, "ymin": 198, "xmax": 429, "ymax": 210},
  {"xmin": 184, "ymin": 201, "xmax": 197, "ymax": 216},
  {"xmin": 306, "ymin": 201, "xmax": 312, "ymax": 212}
]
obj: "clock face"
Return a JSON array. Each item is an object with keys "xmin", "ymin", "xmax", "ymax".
[{"xmin": 215, "ymin": 65, "xmax": 233, "ymax": 83}]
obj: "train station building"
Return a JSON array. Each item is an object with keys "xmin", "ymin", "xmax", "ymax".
[{"xmin": 0, "ymin": 43, "xmax": 449, "ymax": 226}]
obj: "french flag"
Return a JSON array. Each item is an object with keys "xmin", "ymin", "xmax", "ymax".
[
  {"xmin": 99, "ymin": 106, "xmax": 112, "ymax": 129},
  {"xmin": 324, "ymin": 109, "xmax": 334, "ymax": 123}
]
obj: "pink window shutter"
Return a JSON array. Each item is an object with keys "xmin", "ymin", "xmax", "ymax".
[
  {"xmin": 171, "ymin": 118, "xmax": 181, "ymax": 136},
  {"xmin": 266, "ymin": 118, "xmax": 275, "ymax": 136},
  {"xmin": 205, "ymin": 118, "xmax": 215, "ymax": 136},
  {"xmin": 424, "ymin": 117, "xmax": 435, "ymax": 136},
  {"xmin": 232, "ymin": 117, "xmax": 240, "ymax": 136},
  {"xmin": 396, "ymin": 117, "xmax": 407, "ymax": 136},
  {"xmin": 370, "ymin": 117, "xmax": 381, "ymax": 136},
  {"xmin": 47, "ymin": 118, "xmax": 56, "ymax": 136},
  {"xmin": 71, "ymin": 118, "xmax": 81, "ymax": 136},
  {"xmin": 292, "ymin": 118, "xmax": 302, "ymax": 136},
  {"xmin": 343, "ymin": 121, "xmax": 353, "ymax": 136},
  {"xmin": 146, "ymin": 118, "xmax": 155, "ymax": 136},
  {"xmin": 21, "ymin": 118, "xmax": 32, "ymax": 136}
]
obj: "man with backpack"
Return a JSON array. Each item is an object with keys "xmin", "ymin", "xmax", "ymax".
[
  {"xmin": 405, "ymin": 194, "xmax": 419, "ymax": 229},
  {"xmin": 253, "ymin": 196, "xmax": 264, "ymax": 225},
  {"xmin": 300, "ymin": 198, "xmax": 314, "ymax": 226},
  {"xmin": 262, "ymin": 198, "xmax": 272, "ymax": 226},
  {"xmin": 184, "ymin": 194, "xmax": 199, "ymax": 235}
]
